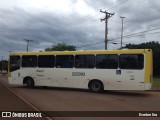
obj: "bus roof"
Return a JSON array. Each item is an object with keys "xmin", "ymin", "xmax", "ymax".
[{"xmin": 9, "ymin": 49, "xmax": 151, "ymax": 56}]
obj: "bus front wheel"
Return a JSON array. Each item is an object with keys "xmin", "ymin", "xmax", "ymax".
[
  {"xmin": 24, "ymin": 77, "xmax": 34, "ymax": 88},
  {"xmin": 89, "ymin": 80, "xmax": 104, "ymax": 93}
]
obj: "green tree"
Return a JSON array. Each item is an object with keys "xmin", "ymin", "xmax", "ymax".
[
  {"xmin": 123, "ymin": 41, "xmax": 160, "ymax": 76},
  {"xmin": 45, "ymin": 43, "xmax": 76, "ymax": 51},
  {"xmin": 123, "ymin": 41, "xmax": 160, "ymax": 50},
  {"xmin": 0, "ymin": 60, "xmax": 8, "ymax": 71}
]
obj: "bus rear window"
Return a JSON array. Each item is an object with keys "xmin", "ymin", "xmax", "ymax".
[{"xmin": 10, "ymin": 56, "xmax": 20, "ymax": 72}]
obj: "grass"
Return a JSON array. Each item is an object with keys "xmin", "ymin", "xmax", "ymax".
[{"xmin": 152, "ymin": 77, "xmax": 160, "ymax": 89}]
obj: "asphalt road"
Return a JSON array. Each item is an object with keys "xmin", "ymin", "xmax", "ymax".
[{"xmin": 0, "ymin": 74, "xmax": 160, "ymax": 120}]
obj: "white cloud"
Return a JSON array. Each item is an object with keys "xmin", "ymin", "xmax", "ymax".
[
  {"xmin": 0, "ymin": 0, "xmax": 24, "ymax": 9},
  {"xmin": 22, "ymin": 0, "xmax": 73, "ymax": 14},
  {"xmin": 73, "ymin": 0, "xmax": 96, "ymax": 15},
  {"xmin": 0, "ymin": 0, "xmax": 160, "ymax": 59}
]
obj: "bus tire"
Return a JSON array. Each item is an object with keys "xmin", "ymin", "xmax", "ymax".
[
  {"xmin": 24, "ymin": 77, "xmax": 34, "ymax": 88},
  {"xmin": 89, "ymin": 80, "xmax": 104, "ymax": 93}
]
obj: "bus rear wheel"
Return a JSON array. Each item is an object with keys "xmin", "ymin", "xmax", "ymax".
[{"xmin": 89, "ymin": 80, "xmax": 104, "ymax": 93}]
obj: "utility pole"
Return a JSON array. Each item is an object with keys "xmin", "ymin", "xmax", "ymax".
[
  {"xmin": 100, "ymin": 9, "xmax": 114, "ymax": 50},
  {"xmin": 24, "ymin": 39, "xmax": 33, "ymax": 52},
  {"xmin": 120, "ymin": 16, "xmax": 125, "ymax": 49}
]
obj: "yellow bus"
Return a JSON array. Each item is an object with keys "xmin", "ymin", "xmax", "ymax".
[{"xmin": 8, "ymin": 49, "xmax": 153, "ymax": 92}]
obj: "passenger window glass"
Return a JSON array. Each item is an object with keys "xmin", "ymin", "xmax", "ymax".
[
  {"xmin": 75, "ymin": 55, "xmax": 95, "ymax": 68},
  {"xmin": 56, "ymin": 55, "xmax": 74, "ymax": 68},
  {"xmin": 119, "ymin": 54, "xmax": 144, "ymax": 69},
  {"xmin": 96, "ymin": 54, "xmax": 118, "ymax": 69},
  {"xmin": 10, "ymin": 56, "xmax": 20, "ymax": 72},
  {"xmin": 38, "ymin": 55, "xmax": 55, "ymax": 68},
  {"xmin": 22, "ymin": 55, "xmax": 37, "ymax": 67}
]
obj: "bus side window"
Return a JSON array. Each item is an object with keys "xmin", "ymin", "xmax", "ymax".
[
  {"xmin": 10, "ymin": 56, "xmax": 20, "ymax": 72},
  {"xmin": 22, "ymin": 55, "xmax": 37, "ymax": 67},
  {"xmin": 38, "ymin": 55, "xmax": 55, "ymax": 68},
  {"xmin": 75, "ymin": 55, "xmax": 95, "ymax": 68},
  {"xmin": 119, "ymin": 54, "xmax": 144, "ymax": 69},
  {"xmin": 96, "ymin": 54, "xmax": 118, "ymax": 69},
  {"xmin": 56, "ymin": 55, "xmax": 74, "ymax": 68}
]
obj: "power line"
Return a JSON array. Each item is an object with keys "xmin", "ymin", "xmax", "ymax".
[
  {"xmin": 77, "ymin": 41, "xmax": 104, "ymax": 49},
  {"xmin": 123, "ymin": 26, "xmax": 160, "ymax": 38},
  {"xmin": 0, "ymin": 0, "xmax": 159, "ymax": 52},
  {"xmin": 77, "ymin": 26, "xmax": 160, "ymax": 48},
  {"xmin": 0, "ymin": 1, "xmax": 145, "ymax": 44},
  {"xmin": 55, "ymin": 0, "xmax": 128, "ymax": 33},
  {"xmin": 106, "ymin": 0, "xmax": 128, "ymax": 11},
  {"xmin": 109, "ymin": 0, "xmax": 146, "ymax": 24}
]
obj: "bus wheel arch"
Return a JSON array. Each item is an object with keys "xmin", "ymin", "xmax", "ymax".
[
  {"xmin": 23, "ymin": 77, "xmax": 35, "ymax": 88},
  {"xmin": 88, "ymin": 79, "xmax": 104, "ymax": 92}
]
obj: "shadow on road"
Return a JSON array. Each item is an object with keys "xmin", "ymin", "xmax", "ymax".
[
  {"xmin": 103, "ymin": 90, "xmax": 150, "ymax": 97},
  {"xmin": 10, "ymin": 85, "xmax": 152, "ymax": 97}
]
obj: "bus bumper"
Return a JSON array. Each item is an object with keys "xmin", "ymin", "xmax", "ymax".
[{"xmin": 144, "ymin": 83, "xmax": 152, "ymax": 90}]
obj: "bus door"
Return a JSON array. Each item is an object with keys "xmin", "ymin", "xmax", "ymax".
[
  {"xmin": 9, "ymin": 56, "xmax": 22, "ymax": 84},
  {"xmin": 37, "ymin": 55, "xmax": 57, "ymax": 86}
]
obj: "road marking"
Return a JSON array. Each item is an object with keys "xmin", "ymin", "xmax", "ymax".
[{"xmin": 6, "ymin": 86, "xmax": 53, "ymax": 120}]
